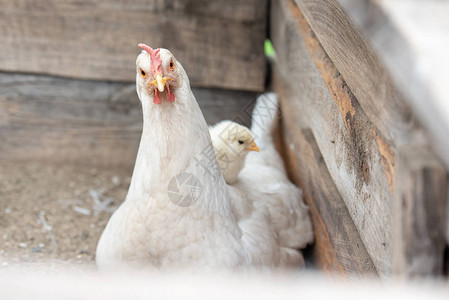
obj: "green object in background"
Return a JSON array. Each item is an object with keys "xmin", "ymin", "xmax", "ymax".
[{"xmin": 264, "ymin": 39, "xmax": 276, "ymax": 58}]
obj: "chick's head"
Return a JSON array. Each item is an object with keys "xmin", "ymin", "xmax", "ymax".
[
  {"xmin": 215, "ymin": 121, "xmax": 259, "ymax": 154},
  {"xmin": 210, "ymin": 121, "xmax": 259, "ymax": 184}
]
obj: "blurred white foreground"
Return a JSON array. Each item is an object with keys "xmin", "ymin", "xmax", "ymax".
[{"xmin": 0, "ymin": 266, "xmax": 447, "ymax": 300}]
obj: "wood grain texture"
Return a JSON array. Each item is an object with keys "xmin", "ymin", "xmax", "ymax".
[
  {"xmin": 272, "ymin": 0, "xmax": 449, "ymax": 277},
  {"xmin": 392, "ymin": 146, "xmax": 448, "ymax": 277},
  {"xmin": 293, "ymin": 0, "xmax": 425, "ymax": 146},
  {"xmin": 0, "ymin": 0, "xmax": 267, "ymax": 91},
  {"xmin": 274, "ymin": 75, "xmax": 378, "ymax": 277},
  {"xmin": 271, "ymin": 0, "xmax": 393, "ymax": 276},
  {"xmin": 0, "ymin": 73, "xmax": 258, "ymax": 167},
  {"xmin": 338, "ymin": 0, "xmax": 449, "ymax": 169}
]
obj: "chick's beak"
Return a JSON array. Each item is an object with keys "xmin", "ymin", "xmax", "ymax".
[
  {"xmin": 149, "ymin": 73, "xmax": 170, "ymax": 92},
  {"xmin": 246, "ymin": 139, "xmax": 260, "ymax": 152}
]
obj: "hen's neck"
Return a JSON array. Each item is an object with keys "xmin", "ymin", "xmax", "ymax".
[{"xmin": 128, "ymin": 88, "xmax": 231, "ymax": 215}]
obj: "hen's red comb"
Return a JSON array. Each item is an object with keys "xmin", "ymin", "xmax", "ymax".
[
  {"xmin": 138, "ymin": 43, "xmax": 154, "ymax": 54},
  {"xmin": 138, "ymin": 43, "xmax": 162, "ymax": 74}
]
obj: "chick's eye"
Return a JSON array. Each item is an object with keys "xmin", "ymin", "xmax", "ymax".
[
  {"xmin": 140, "ymin": 69, "xmax": 146, "ymax": 78},
  {"xmin": 238, "ymin": 140, "xmax": 244, "ymax": 145},
  {"xmin": 169, "ymin": 60, "xmax": 174, "ymax": 69}
]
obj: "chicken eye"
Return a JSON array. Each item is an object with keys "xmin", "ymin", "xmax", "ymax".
[
  {"xmin": 140, "ymin": 69, "xmax": 147, "ymax": 78},
  {"xmin": 238, "ymin": 140, "xmax": 244, "ymax": 145},
  {"xmin": 169, "ymin": 60, "xmax": 174, "ymax": 70}
]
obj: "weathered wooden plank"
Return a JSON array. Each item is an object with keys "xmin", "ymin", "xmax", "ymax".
[
  {"xmin": 338, "ymin": 0, "xmax": 449, "ymax": 170},
  {"xmin": 272, "ymin": 0, "xmax": 449, "ymax": 277},
  {"xmin": 0, "ymin": 0, "xmax": 267, "ymax": 91},
  {"xmin": 0, "ymin": 73, "xmax": 258, "ymax": 167},
  {"xmin": 296, "ymin": 0, "xmax": 449, "ymax": 170},
  {"xmin": 392, "ymin": 146, "xmax": 448, "ymax": 277},
  {"xmin": 274, "ymin": 79, "xmax": 377, "ymax": 276},
  {"xmin": 339, "ymin": 0, "xmax": 449, "ymax": 276},
  {"xmin": 271, "ymin": 0, "xmax": 392, "ymax": 276},
  {"xmin": 292, "ymin": 0, "xmax": 426, "ymax": 147}
]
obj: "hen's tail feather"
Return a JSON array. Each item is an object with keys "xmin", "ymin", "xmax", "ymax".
[{"xmin": 250, "ymin": 93, "xmax": 279, "ymax": 146}]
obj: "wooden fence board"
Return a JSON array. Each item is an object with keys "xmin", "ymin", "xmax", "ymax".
[
  {"xmin": 272, "ymin": 0, "xmax": 449, "ymax": 277},
  {"xmin": 271, "ymin": 0, "xmax": 391, "ymax": 276},
  {"xmin": 0, "ymin": 0, "xmax": 267, "ymax": 91},
  {"xmin": 296, "ymin": 0, "xmax": 449, "ymax": 170},
  {"xmin": 274, "ymin": 75, "xmax": 378, "ymax": 276},
  {"xmin": 0, "ymin": 73, "xmax": 258, "ymax": 167},
  {"xmin": 338, "ymin": 0, "xmax": 449, "ymax": 169},
  {"xmin": 293, "ymin": 0, "xmax": 424, "ymax": 146}
]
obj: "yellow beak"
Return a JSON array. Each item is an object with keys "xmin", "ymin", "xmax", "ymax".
[
  {"xmin": 149, "ymin": 73, "xmax": 170, "ymax": 92},
  {"xmin": 246, "ymin": 139, "xmax": 260, "ymax": 152}
]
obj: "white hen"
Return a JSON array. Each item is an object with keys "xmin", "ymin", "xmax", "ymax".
[
  {"xmin": 96, "ymin": 45, "xmax": 301, "ymax": 270},
  {"xmin": 218, "ymin": 94, "xmax": 314, "ymax": 250}
]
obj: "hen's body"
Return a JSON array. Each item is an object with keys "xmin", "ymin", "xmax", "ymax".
[
  {"xmin": 232, "ymin": 94, "xmax": 313, "ymax": 249},
  {"xmin": 97, "ymin": 88, "xmax": 248, "ymax": 270}
]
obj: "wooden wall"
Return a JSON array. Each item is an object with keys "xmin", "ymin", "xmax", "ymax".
[
  {"xmin": 0, "ymin": 0, "xmax": 267, "ymax": 91},
  {"xmin": 271, "ymin": 0, "xmax": 448, "ymax": 278},
  {"xmin": 0, "ymin": 0, "xmax": 265, "ymax": 166},
  {"xmin": 0, "ymin": 73, "xmax": 258, "ymax": 167}
]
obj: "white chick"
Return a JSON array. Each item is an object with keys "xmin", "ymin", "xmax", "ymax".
[{"xmin": 209, "ymin": 120, "xmax": 259, "ymax": 184}]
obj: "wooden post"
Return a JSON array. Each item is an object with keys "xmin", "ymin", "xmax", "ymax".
[{"xmin": 393, "ymin": 146, "xmax": 448, "ymax": 277}]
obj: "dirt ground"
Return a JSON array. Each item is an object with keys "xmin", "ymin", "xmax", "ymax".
[{"xmin": 0, "ymin": 161, "xmax": 131, "ymax": 267}]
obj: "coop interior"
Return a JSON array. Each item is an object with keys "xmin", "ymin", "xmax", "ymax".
[{"xmin": 1, "ymin": 0, "xmax": 448, "ymax": 281}]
